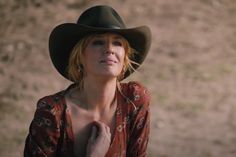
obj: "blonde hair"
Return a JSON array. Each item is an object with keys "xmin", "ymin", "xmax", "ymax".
[{"xmin": 66, "ymin": 34, "xmax": 139, "ymax": 88}]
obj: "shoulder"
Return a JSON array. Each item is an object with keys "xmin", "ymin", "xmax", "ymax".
[
  {"xmin": 35, "ymin": 90, "xmax": 65, "ymax": 116},
  {"xmin": 120, "ymin": 81, "xmax": 150, "ymax": 108},
  {"xmin": 29, "ymin": 91, "xmax": 65, "ymax": 134}
]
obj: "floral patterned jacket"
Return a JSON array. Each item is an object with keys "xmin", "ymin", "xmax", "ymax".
[{"xmin": 24, "ymin": 81, "xmax": 150, "ymax": 157}]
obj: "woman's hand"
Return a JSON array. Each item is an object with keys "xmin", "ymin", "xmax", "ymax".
[{"xmin": 86, "ymin": 121, "xmax": 111, "ymax": 157}]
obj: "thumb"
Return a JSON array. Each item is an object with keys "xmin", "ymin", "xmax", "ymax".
[{"xmin": 90, "ymin": 126, "xmax": 97, "ymax": 141}]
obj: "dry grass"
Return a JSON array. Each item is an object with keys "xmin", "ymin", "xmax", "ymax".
[{"xmin": 1, "ymin": 0, "xmax": 236, "ymax": 157}]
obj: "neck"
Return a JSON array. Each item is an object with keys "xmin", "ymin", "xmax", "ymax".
[{"xmin": 80, "ymin": 76, "xmax": 117, "ymax": 112}]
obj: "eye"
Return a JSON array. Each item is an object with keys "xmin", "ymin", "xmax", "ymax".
[
  {"xmin": 92, "ymin": 40, "xmax": 104, "ymax": 45},
  {"xmin": 113, "ymin": 40, "xmax": 123, "ymax": 46}
]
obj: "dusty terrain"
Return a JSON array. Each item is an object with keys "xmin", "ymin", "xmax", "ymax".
[{"xmin": 1, "ymin": 0, "xmax": 236, "ymax": 157}]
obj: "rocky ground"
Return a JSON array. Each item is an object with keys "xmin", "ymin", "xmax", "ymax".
[{"xmin": 1, "ymin": 0, "xmax": 236, "ymax": 157}]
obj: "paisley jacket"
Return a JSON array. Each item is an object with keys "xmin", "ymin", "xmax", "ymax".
[{"xmin": 24, "ymin": 81, "xmax": 150, "ymax": 157}]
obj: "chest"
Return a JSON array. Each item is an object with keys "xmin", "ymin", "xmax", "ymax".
[{"xmin": 66, "ymin": 99, "xmax": 117, "ymax": 156}]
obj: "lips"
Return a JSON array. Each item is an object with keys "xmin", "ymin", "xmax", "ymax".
[{"xmin": 100, "ymin": 59, "xmax": 117, "ymax": 64}]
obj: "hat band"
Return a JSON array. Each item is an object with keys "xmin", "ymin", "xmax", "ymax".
[{"xmin": 81, "ymin": 23, "xmax": 124, "ymax": 29}]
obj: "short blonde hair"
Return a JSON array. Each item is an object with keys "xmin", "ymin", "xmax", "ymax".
[{"xmin": 66, "ymin": 34, "xmax": 138, "ymax": 87}]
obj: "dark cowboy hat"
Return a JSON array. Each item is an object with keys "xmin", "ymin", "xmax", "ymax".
[{"xmin": 49, "ymin": 5, "xmax": 151, "ymax": 81}]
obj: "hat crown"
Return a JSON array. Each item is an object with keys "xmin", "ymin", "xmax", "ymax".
[{"xmin": 77, "ymin": 5, "xmax": 126, "ymax": 29}]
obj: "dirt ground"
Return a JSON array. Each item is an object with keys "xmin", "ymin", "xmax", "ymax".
[{"xmin": 1, "ymin": 0, "xmax": 236, "ymax": 157}]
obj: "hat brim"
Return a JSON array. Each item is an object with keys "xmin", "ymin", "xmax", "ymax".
[{"xmin": 49, "ymin": 23, "xmax": 151, "ymax": 81}]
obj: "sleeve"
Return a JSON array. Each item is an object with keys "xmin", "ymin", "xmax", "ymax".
[
  {"xmin": 24, "ymin": 97, "xmax": 60, "ymax": 157},
  {"xmin": 126, "ymin": 82, "xmax": 151, "ymax": 157}
]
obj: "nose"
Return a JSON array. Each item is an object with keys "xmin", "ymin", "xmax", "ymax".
[{"xmin": 104, "ymin": 41, "xmax": 114, "ymax": 55}]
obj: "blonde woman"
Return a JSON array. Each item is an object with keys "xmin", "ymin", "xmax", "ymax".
[{"xmin": 24, "ymin": 5, "xmax": 151, "ymax": 157}]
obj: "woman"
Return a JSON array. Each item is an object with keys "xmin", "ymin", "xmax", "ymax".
[{"xmin": 24, "ymin": 5, "xmax": 151, "ymax": 157}]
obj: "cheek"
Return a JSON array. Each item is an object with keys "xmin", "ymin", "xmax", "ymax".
[
  {"xmin": 80, "ymin": 52, "xmax": 92, "ymax": 70},
  {"xmin": 117, "ymin": 48, "xmax": 126, "ymax": 62},
  {"xmin": 116, "ymin": 49, "xmax": 126, "ymax": 73},
  {"xmin": 83, "ymin": 48, "xmax": 99, "ymax": 62}
]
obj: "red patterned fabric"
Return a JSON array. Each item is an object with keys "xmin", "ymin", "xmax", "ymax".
[{"xmin": 24, "ymin": 81, "xmax": 150, "ymax": 157}]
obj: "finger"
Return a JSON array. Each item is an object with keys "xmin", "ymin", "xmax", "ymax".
[
  {"xmin": 90, "ymin": 126, "xmax": 97, "ymax": 141},
  {"xmin": 94, "ymin": 121, "xmax": 106, "ymax": 135},
  {"xmin": 93, "ymin": 121, "xmax": 111, "ymax": 140},
  {"xmin": 103, "ymin": 124, "xmax": 111, "ymax": 140},
  {"xmin": 105, "ymin": 125, "xmax": 110, "ymax": 134},
  {"xmin": 106, "ymin": 127, "xmax": 111, "ymax": 141},
  {"xmin": 101, "ymin": 123, "xmax": 111, "ymax": 136}
]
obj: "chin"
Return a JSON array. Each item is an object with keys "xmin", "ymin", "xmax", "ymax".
[
  {"xmin": 101, "ymin": 73, "xmax": 119, "ymax": 78},
  {"xmin": 98, "ymin": 71, "xmax": 120, "ymax": 79}
]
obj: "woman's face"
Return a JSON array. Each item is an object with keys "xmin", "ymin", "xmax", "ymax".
[{"xmin": 81, "ymin": 33, "xmax": 126, "ymax": 80}]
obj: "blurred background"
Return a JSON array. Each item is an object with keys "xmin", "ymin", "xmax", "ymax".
[{"xmin": 1, "ymin": 0, "xmax": 236, "ymax": 156}]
